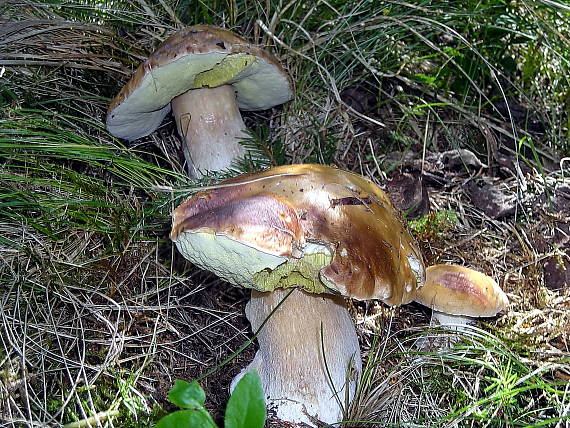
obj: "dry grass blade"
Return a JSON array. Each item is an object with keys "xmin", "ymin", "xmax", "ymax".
[{"xmin": 0, "ymin": 19, "xmax": 126, "ymax": 72}]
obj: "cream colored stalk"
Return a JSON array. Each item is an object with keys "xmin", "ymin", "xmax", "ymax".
[
  {"xmin": 232, "ymin": 289, "xmax": 361, "ymax": 426},
  {"xmin": 171, "ymin": 85, "xmax": 247, "ymax": 177}
]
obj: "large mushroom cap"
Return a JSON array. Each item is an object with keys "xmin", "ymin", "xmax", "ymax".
[
  {"xmin": 107, "ymin": 25, "xmax": 293, "ymax": 140},
  {"xmin": 170, "ymin": 164, "xmax": 425, "ymax": 304}
]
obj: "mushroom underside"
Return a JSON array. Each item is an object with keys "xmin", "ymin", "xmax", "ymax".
[{"xmin": 106, "ymin": 28, "xmax": 293, "ymax": 174}]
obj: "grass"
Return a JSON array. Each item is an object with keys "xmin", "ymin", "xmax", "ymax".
[
  {"xmin": 1, "ymin": 0, "xmax": 569, "ymax": 426},
  {"xmin": 350, "ymin": 324, "xmax": 570, "ymax": 426}
]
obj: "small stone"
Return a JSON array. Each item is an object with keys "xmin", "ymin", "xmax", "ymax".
[
  {"xmin": 543, "ymin": 248, "xmax": 569, "ymax": 292},
  {"xmin": 467, "ymin": 179, "xmax": 516, "ymax": 219}
]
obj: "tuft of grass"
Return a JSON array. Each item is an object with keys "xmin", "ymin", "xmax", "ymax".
[
  {"xmin": 0, "ymin": 108, "xmax": 186, "ymax": 246},
  {"xmin": 349, "ymin": 324, "xmax": 570, "ymax": 427}
]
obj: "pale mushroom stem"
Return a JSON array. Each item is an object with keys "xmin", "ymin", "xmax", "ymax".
[
  {"xmin": 232, "ymin": 288, "xmax": 362, "ymax": 426},
  {"xmin": 171, "ymin": 85, "xmax": 248, "ymax": 177}
]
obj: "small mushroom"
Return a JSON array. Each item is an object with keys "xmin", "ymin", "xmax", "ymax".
[
  {"xmin": 107, "ymin": 25, "xmax": 292, "ymax": 177},
  {"xmin": 170, "ymin": 164, "xmax": 508, "ymax": 426},
  {"xmin": 416, "ymin": 264, "xmax": 509, "ymax": 344},
  {"xmin": 417, "ymin": 264, "xmax": 508, "ymax": 317}
]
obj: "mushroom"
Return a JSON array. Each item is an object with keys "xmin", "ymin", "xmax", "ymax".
[
  {"xmin": 106, "ymin": 25, "xmax": 292, "ymax": 177},
  {"xmin": 417, "ymin": 264, "xmax": 508, "ymax": 332},
  {"xmin": 170, "ymin": 164, "xmax": 508, "ymax": 426}
]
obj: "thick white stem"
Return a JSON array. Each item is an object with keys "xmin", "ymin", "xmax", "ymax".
[
  {"xmin": 232, "ymin": 289, "xmax": 362, "ymax": 426},
  {"xmin": 171, "ymin": 85, "xmax": 247, "ymax": 177}
]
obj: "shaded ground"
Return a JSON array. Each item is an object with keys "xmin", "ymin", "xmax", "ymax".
[
  {"xmin": 2, "ymin": 90, "xmax": 569, "ymax": 428},
  {"xmin": 2, "ymin": 99, "xmax": 568, "ymax": 428},
  {"xmin": 149, "ymin": 138, "xmax": 570, "ymax": 426}
]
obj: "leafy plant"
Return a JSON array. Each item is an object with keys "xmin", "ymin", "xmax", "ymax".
[{"xmin": 155, "ymin": 371, "xmax": 266, "ymax": 428}]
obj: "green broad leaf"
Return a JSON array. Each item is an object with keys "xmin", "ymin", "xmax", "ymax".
[
  {"xmin": 168, "ymin": 379, "xmax": 206, "ymax": 409},
  {"xmin": 224, "ymin": 371, "xmax": 266, "ymax": 428},
  {"xmin": 155, "ymin": 410, "xmax": 218, "ymax": 428}
]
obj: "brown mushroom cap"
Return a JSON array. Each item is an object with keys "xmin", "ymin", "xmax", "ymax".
[
  {"xmin": 415, "ymin": 264, "xmax": 509, "ymax": 317},
  {"xmin": 171, "ymin": 164, "xmax": 425, "ymax": 303},
  {"xmin": 107, "ymin": 25, "xmax": 293, "ymax": 140}
]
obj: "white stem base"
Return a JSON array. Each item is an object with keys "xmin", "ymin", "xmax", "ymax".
[
  {"xmin": 232, "ymin": 289, "xmax": 362, "ymax": 427},
  {"xmin": 431, "ymin": 311, "xmax": 475, "ymax": 330},
  {"xmin": 416, "ymin": 311, "xmax": 476, "ymax": 351},
  {"xmin": 171, "ymin": 85, "xmax": 247, "ymax": 177}
]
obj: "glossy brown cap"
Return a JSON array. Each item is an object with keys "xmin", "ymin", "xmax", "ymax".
[
  {"xmin": 414, "ymin": 264, "xmax": 509, "ymax": 317},
  {"xmin": 107, "ymin": 25, "xmax": 293, "ymax": 140},
  {"xmin": 171, "ymin": 164, "xmax": 425, "ymax": 303}
]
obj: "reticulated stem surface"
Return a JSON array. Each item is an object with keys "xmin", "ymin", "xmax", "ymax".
[
  {"xmin": 233, "ymin": 288, "xmax": 362, "ymax": 426},
  {"xmin": 172, "ymin": 85, "xmax": 247, "ymax": 177}
]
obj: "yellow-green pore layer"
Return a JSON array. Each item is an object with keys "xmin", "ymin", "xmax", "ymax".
[
  {"xmin": 194, "ymin": 53, "xmax": 257, "ymax": 88},
  {"xmin": 253, "ymin": 251, "xmax": 333, "ymax": 293}
]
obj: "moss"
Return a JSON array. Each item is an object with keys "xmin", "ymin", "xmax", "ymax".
[
  {"xmin": 45, "ymin": 369, "xmax": 166, "ymax": 427},
  {"xmin": 408, "ymin": 210, "xmax": 458, "ymax": 241}
]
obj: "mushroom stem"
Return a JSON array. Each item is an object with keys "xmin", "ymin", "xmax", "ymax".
[
  {"xmin": 171, "ymin": 85, "xmax": 248, "ymax": 177},
  {"xmin": 232, "ymin": 288, "xmax": 362, "ymax": 426}
]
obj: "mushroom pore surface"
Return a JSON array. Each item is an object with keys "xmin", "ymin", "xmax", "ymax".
[{"xmin": 106, "ymin": 25, "xmax": 292, "ymax": 141}]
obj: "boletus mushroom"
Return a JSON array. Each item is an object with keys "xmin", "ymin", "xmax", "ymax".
[
  {"xmin": 107, "ymin": 25, "xmax": 292, "ymax": 177},
  {"xmin": 170, "ymin": 164, "xmax": 508, "ymax": 426}
]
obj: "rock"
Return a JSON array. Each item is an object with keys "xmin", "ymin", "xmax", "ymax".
[
  {"xmin": 466, "ymin": 179, "xmax": 517, "ymax": 219},
  {"xmin": 439, "ymin": 148, "xmax": 486, "ymax": 171},
  {"xmin": 543, "ymin": 250, "xmax": 569, "ymax": 292},
  {"xmin": 385, "ymin": 171, "xmax": 430, "ymax": 219},
  {"xmin": 340, "ymin": 85, "xmax": 377, "ymax": 114}
]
